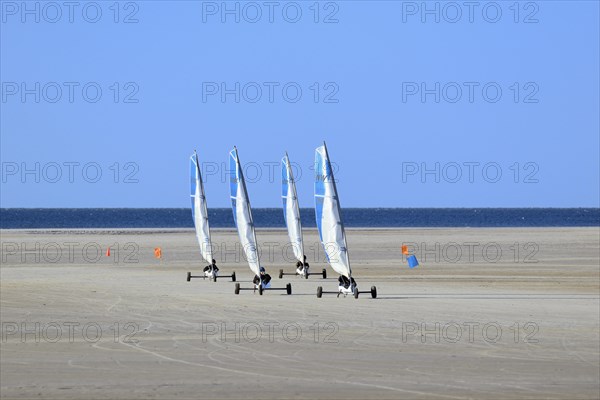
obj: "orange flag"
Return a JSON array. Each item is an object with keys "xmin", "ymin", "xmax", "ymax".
[
  {"xmin": 401, "ymin": 245, "xmax": 409, "ymax": 255},
  {"xmin": 106, "ymin": 247, "xmax": 111, "ymax": 257},
  {"xmin": 154, "ymin": 247, "xmax": 162, "ymax": 259}
]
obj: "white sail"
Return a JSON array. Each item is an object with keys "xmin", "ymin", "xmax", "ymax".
[
  {"xmin": 190, "ymin": 151, "xmax": 213, "ymax": 263},
  {"xmin": 314, "ymin": 143, "xmax": 351, "ymax": 278},
  {"xmin": 282, "ymin": 153, "xmax": 304, "ymax": 263},
  {"xmin": 229, "ymin": 147, "xmax": 262, "ymax": 277}
]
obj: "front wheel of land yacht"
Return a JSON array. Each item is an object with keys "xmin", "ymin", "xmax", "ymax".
[
  {"xmin": 317, "ymin": 286, "xmax": 323, "ymax": 298},
  {"xmin": 258, "ymin": 286, "xmax": 264, "ymax": 296},
  {"xmin": 286, "ymin": 283, "xmax": 292, "ymax": 295},
  {"xmin": 279, "ymin": 269, "xmax": 284, "ymax": 279},
  {"xmin": 322, "ymin": 269, "xmax": 327, "ymax": 279},
  {"xmin": 371, "ymin": 286, "xmax": 377, "ymax": 299},
  {"xmin": 213, "ymin": 275, "xmax": 217, "ymax": 282},
  {"xmin": 234, "ymin": 283, "xmax": 240, "ymax": 295},
  {"xmin": 231, "ymin": 272, "xmax": 236, "ymax": 282},
  {"xmin": 354, "ymin": 288, "xmax": 360, "ymax": 299},
  {"xmin": 186, "ymin": 272, "xmax": 191, "ymax": 282}
]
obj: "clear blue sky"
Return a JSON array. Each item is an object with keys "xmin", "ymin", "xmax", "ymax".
[{"xmin": 1, "ymin": 1, "xmax": 598, "ymax": 208}]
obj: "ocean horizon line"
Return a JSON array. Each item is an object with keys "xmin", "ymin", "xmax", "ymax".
[
  {"xmin": 1, "ymin": 208, "xmax": 598, "ymax": 229},
  {"xmin": 2, "ymin": 207, "xmax": 598, "ymax": 210}
]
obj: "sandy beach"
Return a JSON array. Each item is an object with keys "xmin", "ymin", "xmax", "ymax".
[{"xmin": 1, "ymin": 227, "xmax": 599, "ymax": 399}]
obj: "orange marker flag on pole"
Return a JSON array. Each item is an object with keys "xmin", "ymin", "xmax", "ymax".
[
  {"xmin": 154, "ymin": 247, "xmax": 162, "ymax": 259},
  {"xmin": 401, "ymin": 245, "xmax": 409, "ymax": 255}
]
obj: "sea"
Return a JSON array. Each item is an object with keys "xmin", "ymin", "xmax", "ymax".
[{"xmin": 0, "ymin": 208, "xmax": 598, "ymax": 229}]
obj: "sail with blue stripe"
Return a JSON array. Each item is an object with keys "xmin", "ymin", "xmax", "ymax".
[
  {"xmin": 314, "ymin": 143, "xmax": 351, "ymax": 278},
  {"xmin": 282, "ymin": 153, "xmax": 304, "ymax": 263},
  {"xmin": 190, "ymin": 151, "xmax": 213, "ymax": 263},
  {"xmin": 229, "ymin": 147, "xmax": 262, "ymax": 277}
]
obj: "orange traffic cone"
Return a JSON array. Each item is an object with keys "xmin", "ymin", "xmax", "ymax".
[
  {"xmin": 154, "ymin": 247, "xmax": 162, "ymax": 259},
  {"xmin": 106, "ymin": 247, "xmax": 111, "ymax": 257}
]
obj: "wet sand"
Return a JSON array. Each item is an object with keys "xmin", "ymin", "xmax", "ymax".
[{"xmin": 1, "ymin": 228, "xmax": 599, "ymax": 399}]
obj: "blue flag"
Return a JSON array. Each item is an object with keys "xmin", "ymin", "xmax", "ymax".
[{"xmin": 407, "ymin": 255, "xmax": 419, "ymax": 269}]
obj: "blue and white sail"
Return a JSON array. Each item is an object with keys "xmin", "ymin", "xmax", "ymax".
[
  {"xmin": 282, "ymin": 153, "xmax": 304, "ymax": 263},
  {"xmin": 314, "ymin": 143, "xmax": 351, "ymax": 278},
  {"xmin": 229, "ymin": 147, "xmax": 262, "ymax": 277},
  {"xmin": 190, "ymin": 151, "xmax": 213, "ymax": 263}
]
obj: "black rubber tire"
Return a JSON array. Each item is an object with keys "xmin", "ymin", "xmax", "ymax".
[
  {"xmin": 213, "ymin": 275, "xmax": 217, "ymax": 282},
  {"xmin": 279, "ymin": 269, "xmax": 284, "ymax": 279},
  {"xmin": 371, "ymin": 286, "xmax": 377, "ymax": 299},
  {"xmin": 234, "ymin": 283, "xmax": 240, "ymax": 295},
  {"xmin": 354, "ymin": 288, "xmax": 359, "ymax": 299},
  {"xmin": 259, "ymin": 286, "xmax": 264, "ymax": 296},
  {"xmin": 286, "ymin": 283, "xmax": 292, "ymax": 295},
  {"xmin": 231, "ymin": 272, "xmax": 236, "ymax": 282},
  {"xmin": 186, "ymin": 272, "xmax": 191, "ymax": 282},
  {"xmin": 317, "ymin": 286, "xmax": 323, "ymax": 298},
  {"xmin": 304, "ymin": 271, "xmax": 309, "ymax": 279},
  {"xmin": 322, "ymin": 269, "xmax": 327, "ymax": 279}
]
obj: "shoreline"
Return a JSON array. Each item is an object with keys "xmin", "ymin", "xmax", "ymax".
[{"xmin": 2, "ymin": 226, "xmax": 599, "ymax": 234}]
